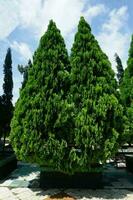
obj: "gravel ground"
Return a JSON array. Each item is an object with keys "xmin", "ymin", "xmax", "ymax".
[{"xmin": 0, "ymin": 187, "xmax": 133, "ymax": 200}]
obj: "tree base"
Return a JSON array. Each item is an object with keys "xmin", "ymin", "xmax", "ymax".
[{"xmin": 40, "ymin": 170, "xmax": 103, "ymax": 188}]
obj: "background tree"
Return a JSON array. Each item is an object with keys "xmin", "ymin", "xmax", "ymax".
[
  {"xmin": 2, "ymin": 48, "xmax": 13, "ymax": 147},
  {"xmin": 120, "ymin": 35, "xmax": 133, "ymax": 145},
  {"xmin": 115, "ymin": 53, "xmax": 124, "ymax": 85},
  {"xmin": 0, "ymin": 96, "xmax": 4, "ymax": 142},
  {"xmin": 18, "ymin": 59, "xmax": 32, "ymax": 88},
  {"xmin": 10, "ymin": 20, "xmax": 72, "ymax": 172},
  {"xmin": 3, "ymin": 48, "xmax": 13, "ymax": 101},
  {"xmin": 68, "ymin": 17, "xmax": 123, "ymax": 171}
]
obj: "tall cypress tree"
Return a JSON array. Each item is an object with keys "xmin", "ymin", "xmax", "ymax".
[
  {"xmin": 121, "ymin": 35, "xmax": 133, "ymax": 144},
  {"xmin": 115, "ymin": 53, "xmax": 124, "ymax": 84},
  {"xmin": 69, "ymin": 17, "xmax": 123, "ymax": 171},
  {"xmin": 3, "ymin": 48, "xmax": 13, "ymax": 101},
  {"xmin": 2, "ymin": 48, "xmax": 13, "ymax": 138},
  {"xmin": 10, "ymin": 20, "xmax": 72, "ymax": 171}
]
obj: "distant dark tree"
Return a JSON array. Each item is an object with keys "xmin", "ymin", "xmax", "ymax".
[
  {"xmin": 2, "ymin": 48, "xmax": 13, "ymax": 141},
  {"xmin": 0, "ymin": 96, "xmax": 4, "ymax": 141},
  {"xmin": 18, "ymin": 59, "xmax": 32, "ymax": 88},
  {"xmin": 115, "ymin": 53, "xmax": 124, "ymax": 84},
  {"xmin": 3, "ymin": 48, "xmax": 13, "ymax": 101}
]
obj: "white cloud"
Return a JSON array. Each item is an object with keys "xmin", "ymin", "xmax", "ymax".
[
  {"xmin": 0, "ymin": 0, "xmax": 19, "ymax": 40},
  {"xmin": 102, "ymin": 6, "xmax": 128, "ymax": 33},
  {"xmin": 11, "ymin": 41, "xmax": 32, "ymax": 61},
  {"xmin": 19, "ymin": 0, "xmax": 104, "ymax": 37},
  {"xmin": 39, "ymin": 0, "xmax": 83, "ymax": 37},
  {"xmin": 97, "ymin": 6, "xmax": 130, "ymax": 71},
  {"xmin": 84, "ymin": 4, "xmax": 106, "ymax": 22},
  {"xmin": 0, "ymin": 0, "xmax": 106, "ymax": 39},
  {"xmin": 19, "ymin": 0, "xmax": 42, "ymax": 29}
]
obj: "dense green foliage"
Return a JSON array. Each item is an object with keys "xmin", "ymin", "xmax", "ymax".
[
  {"xmin": 121, "ymin": 35, "xmax": 133, "ymax": 144},
  {"xmin": 115, "ymin": 53, "xmax": 124, "ymax": 84},
  {"xmin": 10, "ymin": 18, "xmax": 124, "ymax": 174},
  {"xmin": 68, "ymin": 17, "xmax": 123, "ymax": 170},
  {"xmin": 121, "ymin": 35, "xmax": 133, "ymax": 107},
  {"xmin": 2, "ymin": 48, "xmax": 13, "ymax": 138},
  {"xmin": 10, "ymin": 20, "xmax": 72, "ymax": 171}
]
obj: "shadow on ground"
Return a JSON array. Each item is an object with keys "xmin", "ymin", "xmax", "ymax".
[{"xmin": 29, "ymin": 163, "xmax": 133, "ymax": 199}]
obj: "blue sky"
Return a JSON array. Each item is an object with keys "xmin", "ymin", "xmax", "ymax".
[{"xmin": 0, "ymin": 0, "xmax": 132, "ymax": 104}]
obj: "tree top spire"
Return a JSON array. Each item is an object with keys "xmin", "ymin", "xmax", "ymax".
[{"xmin": 78, "ymin": 16, "xmax": 91, "ymax": 33}]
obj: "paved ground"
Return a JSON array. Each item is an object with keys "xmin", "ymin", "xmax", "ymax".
[{"xmin": 0, "ymin": 162, "xmax": 133, "ymax": 200}]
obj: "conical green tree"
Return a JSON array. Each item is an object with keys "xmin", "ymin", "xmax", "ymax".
[
  {"xmin": 120, "ymin": 35, "xmax": 133, "ymax": 144},
  {"xmin": 10, "ymin": 20, "xmax": 72, "ymax": 171},
  {"xmin": 68, "ymin": 17, "xmax": 123, "ymax": 171}
]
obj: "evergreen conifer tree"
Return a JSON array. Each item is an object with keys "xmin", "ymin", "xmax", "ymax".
[
  {"xmin": 10, "ymin": 21, "xmax": 72, "ymax": 172},
  {"xmin": 3, "ymin": 48, "xmax": 13, "ymax": 101},
  {"xmin": 68, "ymin": 17, "xmax": 123, "ymax": 171},
  {"xmin": 121, "ymin": 35, "xmax": 133, "ymax": 144},
  {"xmin": 115, "ymin": 53, "xmax": 124, "ymax": 84},
  {"xmin": 2, "ymin": 48, "xmax": 13, "ymax": 138}
]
